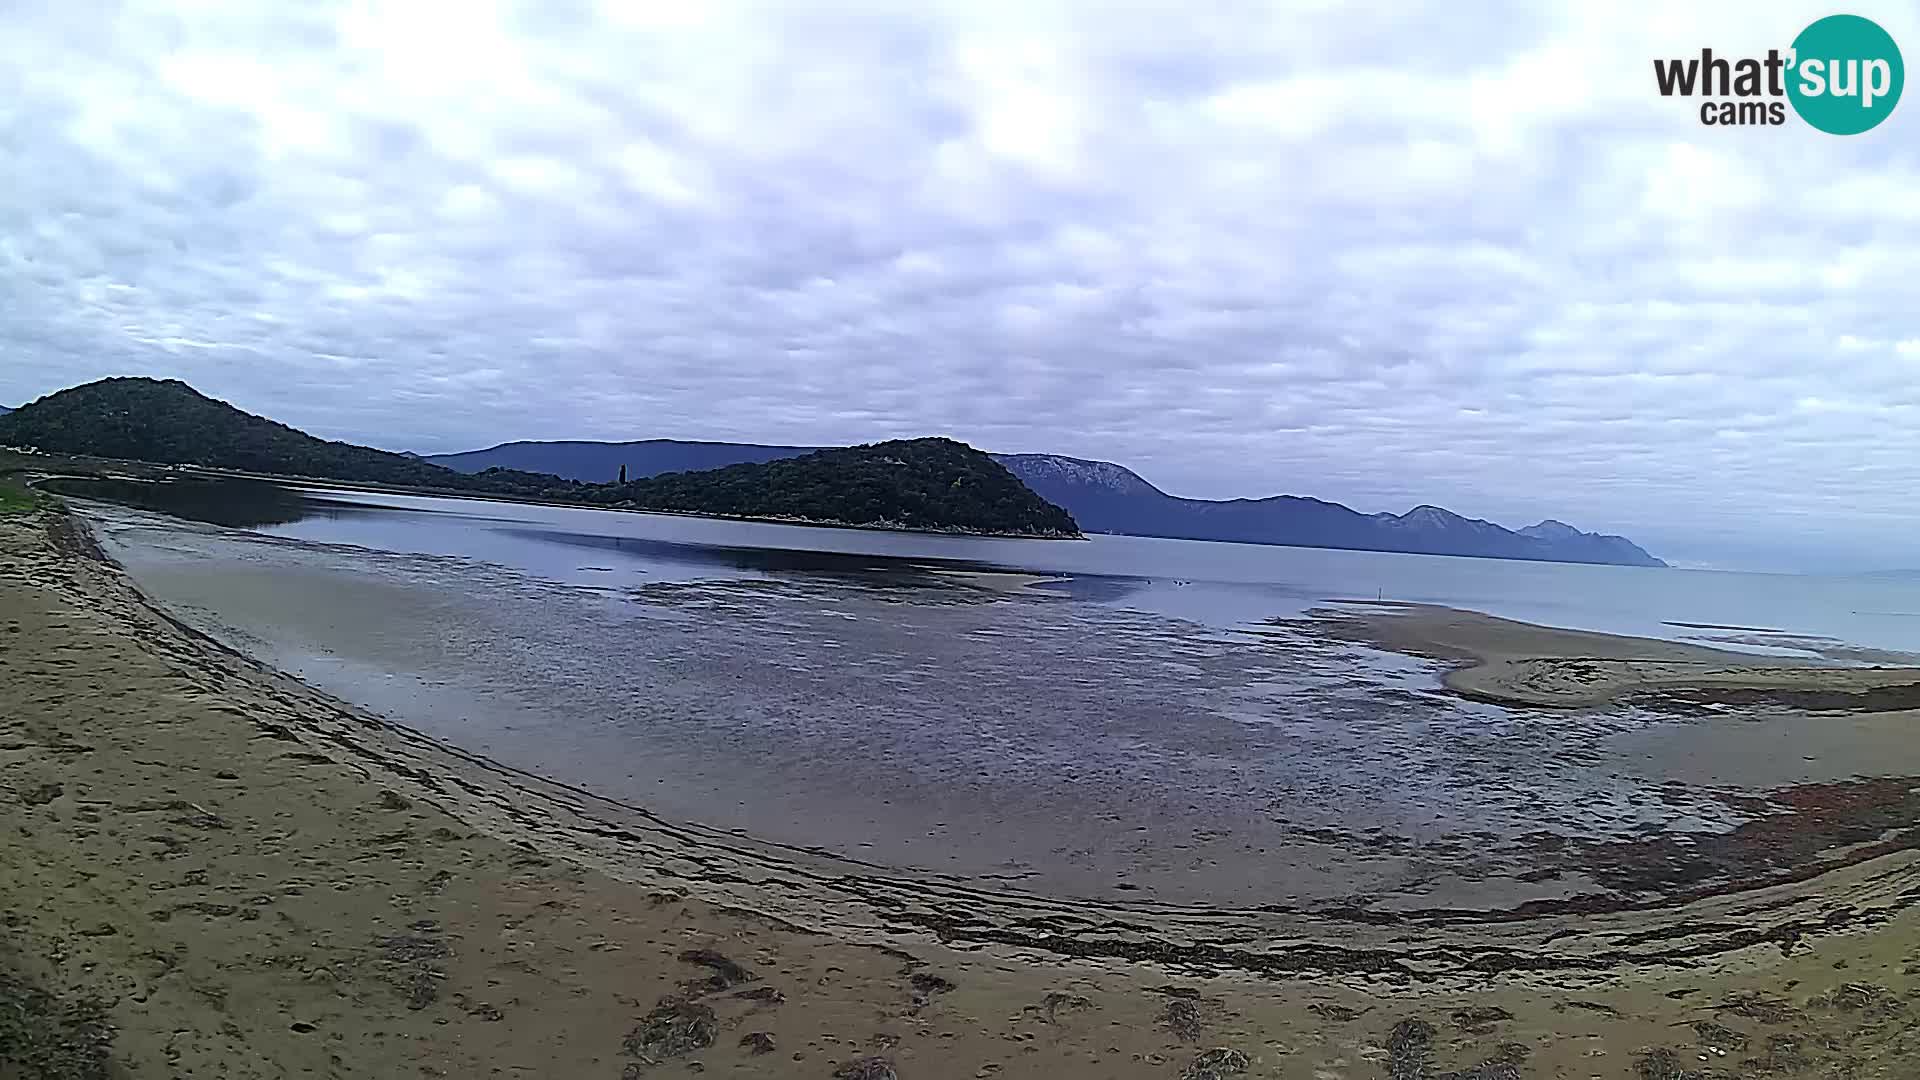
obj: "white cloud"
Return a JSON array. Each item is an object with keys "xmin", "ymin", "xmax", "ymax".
[{"xmin": 2, "ymin": 0, "xmax": 1919, "ymax": 569}]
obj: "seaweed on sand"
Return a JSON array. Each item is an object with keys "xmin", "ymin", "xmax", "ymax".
[
  {"xmin": 622, "ymin": 997, "xmax": 716, "ymax": 1063},
  {"xmin": 1181, "ymin": 1047, "xmax": 1249, "ymax": 1079},
  {"xmin": 0, "ymin": 968, "xmax": 116, "ymax": 1080},
  {"xmin": 677, "ymin": 947, "xmax": 754, "ymax": 993},
  {"xmin": 832, "ymin": 1057, "xmax": 899, "ymax": 1080}
]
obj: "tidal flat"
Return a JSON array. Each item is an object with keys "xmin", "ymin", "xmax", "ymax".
[
  {"xmin": 5, "ymin": 500, "xmax": 1920, "ymax": 1076},
  {"xmin": 82, "ymin": 500, "xmax": 1920, "ymax": 917}
]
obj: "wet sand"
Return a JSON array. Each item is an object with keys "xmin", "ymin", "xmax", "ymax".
[
  {"xmin": 84, "ymin": 500, "xmax": 1920, "ymax": 921},
  {"xmin": 1315, "ymin": 600, "xmax": 1920, "ymax": 709},
  {"xmin": 6, "ymin": 506, "xmax": 1920, "ymax": 1076}
]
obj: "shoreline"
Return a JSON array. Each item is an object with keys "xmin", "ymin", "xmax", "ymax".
[
  {"xmin": 53, "ymin": 502, "xmax": 1920, "ymax": 928},
  {"xmin": 6, "ymin": 450, "xmax": 1087, "ymax": 541},
  {"xmin": 83, "ymin": 495, "xmax": 1920, "ymax": 921},
  {"xmin": 1306, "ymin": 600, "xmax": 1920, "ymax": 708},
  {"xmin": 7, "ymin": 504, "xmax": 1920, "ymax": 1074}
]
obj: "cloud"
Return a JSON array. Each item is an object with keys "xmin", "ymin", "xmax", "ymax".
[{"xmin": 2, "ymin": 0, "xmax": 1918, "ymax": 569}]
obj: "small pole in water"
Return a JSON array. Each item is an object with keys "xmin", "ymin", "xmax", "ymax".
[{"xmin": 1377, "ymin": 585, "xmax": 1382, "ymax": 600}]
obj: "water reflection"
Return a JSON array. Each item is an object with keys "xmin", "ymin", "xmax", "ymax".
[
  {"xmin": 51, "ymin": 473, "xmax": 1920, "ymax": 654},
  {"xmin": 40, "ymin": 476, "xmax": 318, "ymax": 528},
  {"xmin": 506, "ymin": 526, "xmax": 971, "ymax": 574}
]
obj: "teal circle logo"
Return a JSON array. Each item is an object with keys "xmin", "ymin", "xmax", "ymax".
[{"xmin": 1788, "ymin": 14, "xmax": 1904, "ymax": 134}]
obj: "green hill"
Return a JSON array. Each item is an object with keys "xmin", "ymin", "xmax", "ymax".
[
  {"xmin": 579, "ymin": 438, "xmax": 1080, "ymax": 536},
  {"xmin": 0, "ymin": 378, "xmax": 1078, "ymax": 537},
  {"xmin": 0, "ymin": 378, "xmax": 523, "ymax": 489}
]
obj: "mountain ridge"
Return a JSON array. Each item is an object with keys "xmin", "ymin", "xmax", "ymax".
[
  {"xmin": 574, "ymin": 438, "xmax": 1078, "ymax": 537},
  {"xmin": 430, "ymin": 440, "xmax": 1664, "ymax": 567},
  {"xmin": 0, "ymin": 378, "xmax": 527, "ymax": 491},
  {"xmin": 999, "ymin": 452, "xmax": 1664, "ymax": 567},
  {"xmin": 428, "ymin": 438, "xmax": 813, "ymax": 481},
  {"xmin": 0, "ymin": 379, "xmax": 1078, "ymax": 538}
]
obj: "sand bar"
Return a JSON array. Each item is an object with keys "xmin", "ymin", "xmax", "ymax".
[{"xmin": 1310, "ymin": 600, "xmax": 1920, "ymax": 708}]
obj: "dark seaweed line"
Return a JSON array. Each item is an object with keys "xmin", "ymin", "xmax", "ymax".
[{"xmin": 248, "ymin": 674, "xmax": 1920, "ymax": 982}]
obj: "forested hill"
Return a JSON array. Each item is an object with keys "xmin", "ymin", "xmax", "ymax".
[
  {"xmin": 0, "ymin": 379, "xmax": 1080, "ymax": 537},
  {"xmin": 573, "ymin": 438, "xmax": 1080, "ymax": 537},
  {"xmin": 431, "ymin": 433, "xmax": 1665, "ymax": 566},
  {"xmin": 0, "ymin": 378, "xmax": 561, "ymax": 496}
]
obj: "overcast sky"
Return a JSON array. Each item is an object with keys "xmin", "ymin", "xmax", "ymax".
[{"xmin": 3, "ymin": 2, "xmax": 1917, "ymax": 570}]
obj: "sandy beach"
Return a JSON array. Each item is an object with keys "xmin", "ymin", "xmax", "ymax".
[{"xmin": 5, "ymin": 503, "xmax": 1920, "ymax": 1077}]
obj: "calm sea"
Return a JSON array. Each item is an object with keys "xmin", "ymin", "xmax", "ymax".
[{"xmin": 63, "ymin": 475, "xmax": 1920, "ymax": 657}]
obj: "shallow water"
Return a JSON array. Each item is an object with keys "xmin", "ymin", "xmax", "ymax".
[
  {"xmin": 52, "ymin": 474, "xmax": 1920, "ymax": 656},
  {"xmin": 71, "ymin": 481, "xmax": 1920, "ymax": 911}
]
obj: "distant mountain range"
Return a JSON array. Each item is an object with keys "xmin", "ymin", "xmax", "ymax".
[
  {"xmin": 426, "ymin": 438, "xmax": 812, "ymax": 480},
  {"xmin": 428, "ymin": 440, "xmax": 1665, "ymax": 567},
  {"xmin": 1, "ymin": 379, "xmax": 1658, "ymax": 564},
  {"xmin": 997, "ymin": 454, "xmax": 1664, "ymax": 567},
  {"xmin": 0, "ymin": 405, "xmax": 13, "ymax": 415}
]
